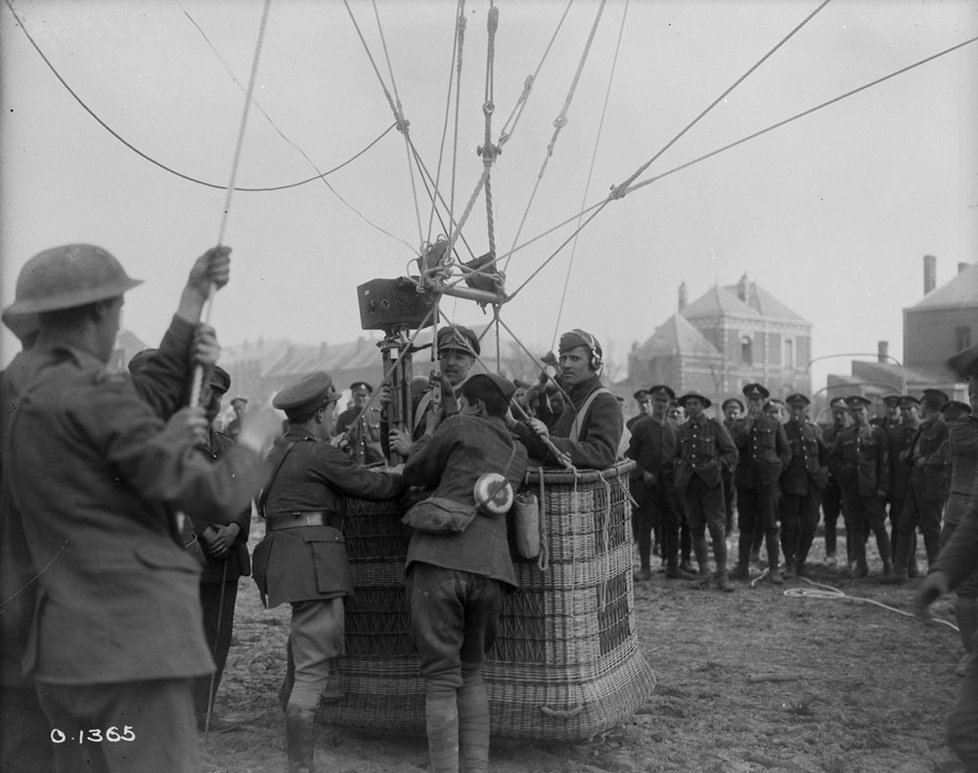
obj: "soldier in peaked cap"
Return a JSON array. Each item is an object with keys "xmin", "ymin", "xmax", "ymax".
[
  {"xmin": 672, "ymin": 391, "xmax": 738, "ymax": 591},
  {"xmin": 872, "ymin": 394, "xmax": 903, "ymax": 431},
  {"xmin": 514, "ymin": 329, "xmax": 622, "ymax": 470},
  {"xmin": 628, "ymin": 388, "xmax": 653, "ymax": 431},
  {"xmin": 780, "ymin": 394, "xmax": 829, "ymax": 577},
  {"xmin": 820, "ymin": 396, "xmax": 852, "ymax": 569},
  {"xmin": 336, "ymin": 381, "xmax": 384, "ymax": 466},
  {"xmin": 401, "ymin": 371, "xmax": 528, "ymax": 772},
  {"xmin": 391, "ymin": 325, "xmax": 481, "ymax": 458},
  {"xmin": 883, "ymin": 395, "xmax": 922, "ymax": 575},
  {"xmin": 627, "ymin": 384, "xmax": 692, "ymax": 580},
  {"xmin": 256, "ymin": 370, "xmax": 404, "ymax": 773},
  {"xmin": 827, "ymin": 395, "xmax": 891, "ymax": 578},
  {"xmin": 1, "ymin": 243, "xmax": 283, "ymax": 773},
  {"xmin": 890, "ymin": 388, "xmax": 950, "ymax": 582},
  {"xmin": 729, "ymin": 383, "xmax": 791, "ymax": 584}
]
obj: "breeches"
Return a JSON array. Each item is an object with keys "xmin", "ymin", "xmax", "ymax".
[
  {"xmin": 408, "ymin": 563, "xmax": 506, "ymax": 687},
  {"xmin": 737, "ymin": 483, "xmax": 780, "ymax": 534},
  {"xmin": 681, "ymin": 477, "xmax": 726, "ymax": 536},
  {"xmin": 288, "ymin": 597, "xmax": 344, "ymax": 710}
]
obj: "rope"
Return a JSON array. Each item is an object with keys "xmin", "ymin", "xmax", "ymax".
[
  {"xmin": 481, "ymin": 4, "xmax": 500, "ymax": 263},
  {"xmin": 493, "ymin": 314, "xmax": 573, "ymax": 411},
  {"xmin": 783, "ymin": 576, "xmax": 959, "ymax": 633},
  {"xmin": 447, "ymin": 6, "xmax": 467, "ymax": 264},
  {"xmin": 496, "ymin": 0, "xmax": 574, "ymax": 149},
  {"xmin": 550, "ymin": 0, "xmax": 629, "ymax": 351},
  {"xmin": 426, "ymin": 0, "xmax": 465, "ymax": 245},
  {"xmin": 371, "ymin": 0, "xmax": 424, "ymax": 246},
  {"xmin": 408, "ymin": 143, "xmax": 478, "ymax": 262},
  {"xmin": 609, "ymin": 0, "xmax": 833, "ymax": 199},
  {"xmin": 536, "ymin": 468, "xmax": 550, "ymax": 570},
  {"xmin": 189, "ymin": 0, "xmax": 272, "ymax": 410},
  {"xmin": 500, "ymin": 0, "xmax": 607, "ymax": 276}
]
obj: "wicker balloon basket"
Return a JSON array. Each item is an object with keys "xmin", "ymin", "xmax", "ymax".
[{"xmin": 322, "ymin": 459, "xmax": 656, "ymax": 741}]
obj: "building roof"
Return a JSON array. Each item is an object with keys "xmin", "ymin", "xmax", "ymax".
[
  {"xmin": 907, "ymin": 262, "xmax": 978, "ymax": 310},
  {"xmin": 681, "ymin": 285, "xmax": 761, "ymax": 320},
  {"xmin": 634, "ymin": 313, "xmax": 723, "ymax": 360}
]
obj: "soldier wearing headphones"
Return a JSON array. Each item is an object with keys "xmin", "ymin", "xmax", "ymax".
[{"xmin": 513, "ymin": 329, "xmax": 622, "ymax": 470}]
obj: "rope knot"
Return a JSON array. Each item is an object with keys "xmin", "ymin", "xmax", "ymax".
[
  {"xmin": 553, "ymin": 115, "xmax": 567, "ymax": 130},
  {"xmin": 608, "ymin": 182, "xmax": 629, "ymax": 200},
  {"xmin": 394, "ymin": 113, "xmax": 411, "ymax": 134},
  {"xmin": 487, "ymin": 5, "xmax": 499, "ymax": 33},
  {"xmin": 483, "ymin": 100, "xmax": 495, "ymax": 116}
]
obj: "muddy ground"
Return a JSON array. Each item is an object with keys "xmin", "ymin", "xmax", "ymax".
[{"xmin": 200, "ymin": 521, "xmax": 967, "ymax": 773}]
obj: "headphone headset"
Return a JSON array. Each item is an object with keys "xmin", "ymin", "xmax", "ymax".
[{"xmin": 568, "ymin": 328, "xmax": 603, "ymax": 370}]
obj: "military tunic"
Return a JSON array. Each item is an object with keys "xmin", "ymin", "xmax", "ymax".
[
  {"xmin": 780, "ymin": 418, "xmax": 828, "ymax": 570},
  {"xmin": 626, "ymin": 416, "xmax": 680, "ymax": 574},
  {"xmin": 895, "ymin": 415, "xmax": 950, "ymax": 571},
  {"xmin": 336, "ymin": 404, "xmax": 385, "ymax": 465},
  {"xmin": 674, "ymin": 414, "xmax": 738, "ymax": 533}
]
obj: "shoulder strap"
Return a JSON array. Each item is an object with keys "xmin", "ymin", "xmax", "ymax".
[
  {"xmin": 413, "ymin": 391, "xmax": 434, "ymax": 433},
  {"xmin": 257, "ymin": 440, "xmax": 298, "ymax": 518},
  {"xmin": 569, "ymin": 387, "xmax": 611, "ymax": 443}
]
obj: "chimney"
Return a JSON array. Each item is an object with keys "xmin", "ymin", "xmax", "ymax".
[
  {"xmin": 736, "ymin": 273, "xmax": 748, "ymax": 302},
  {"xmin": 678, "ymin": 282, "xmax": 688, "ymax": 311},
  {"xmin": 959, "ymin": 262, "xmax": 970, "ymax": 275},
  {"xmin": 924, "ymin": 254, "xmax": 936, "ymax": 294},
  {"xmin": 878, "ymin": 340, "xmax": 889, "ymax": 364}
]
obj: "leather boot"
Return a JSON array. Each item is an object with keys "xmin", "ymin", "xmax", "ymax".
[
  {"xmin": 285, "ymin": 706, "xmax": 316, "ymax": 773},
  {"xmin": 765, "ymin": 532, "xmax": 783, "ymax": 585},
  {"xmin": 875, "ymin": 529, "xmax": 892, "ymax": 577},
  {"xmin": 279, "ymin": 638, "xmax": 296, "ymax": 715}
]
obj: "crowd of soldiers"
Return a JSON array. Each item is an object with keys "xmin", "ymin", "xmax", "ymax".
[{"xmin": 1, "ymin": 241, "xmax": 977, "ymax": 772}]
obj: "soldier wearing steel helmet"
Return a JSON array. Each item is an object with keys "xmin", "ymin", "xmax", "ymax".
[
  {"xmin": 0, "ymin": 243, "xmax": 282, "ymax": 773},
  {"xmin": 400, "ymin": 372, "xmax": 528, "ymax": 773},
  {"xmin": 253, "ymin": 371, "xmax": 404, "ymax": 773}
]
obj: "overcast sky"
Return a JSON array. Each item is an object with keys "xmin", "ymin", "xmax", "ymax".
[{"xmin": 2, "ymin": 0, "xmax": 976, "ymax": 389}]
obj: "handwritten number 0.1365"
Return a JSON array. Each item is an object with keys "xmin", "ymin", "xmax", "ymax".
[{"xmin": 50, "ymin": 726, "xmax": 136, "ymax": 743}]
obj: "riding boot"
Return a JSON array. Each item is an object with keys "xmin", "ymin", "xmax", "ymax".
[
  {"xmin": 280, "ymin": 638, "xmax": 296, "ymax": 715},
  {"xmin": 425, "ymin": 683, "xmax": 460, "ymax": 773},
  {"xmin": 285, "ymin": 706, "xmax": 316, "ymax": 773},
  {"xmin": 766, "ymin": 531, "xmax": 783, "ymax": 585},
  {"xmin": 458, "ymin": 672, "xmax": 490, "ymax": 773}
]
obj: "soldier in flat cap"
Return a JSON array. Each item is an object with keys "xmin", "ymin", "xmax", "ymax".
[
  {"xmin": 883, "ymin": 396, "xmax": 921, "ymax": 575},
  {"xmin": 0, "ymin": 243, "xmax": 282, "ymax": 772},
  {"xmin": 391, "ymin": 325, "xmax": 480, "ymax": 458},
  {"xmin": 336, "ymin": 381, "xmax": 385, "ymax": 466},
  {"xmin": 729, "ymin": 384, "xmax": 791, "ymax": 584},
  {"xmin": 672, "ymin": 392, "xmax": 738, "ymax": 591},
  {"xmin": 891, "ymin": 389, "xmax": 950, "ymax": 581},
  {"xmin": 779, "ymin": 394, "xmax": 829, "ymax": 577},
  {"xmin": 255, "ymin": 371, "xmax": 404, "ymax": 773},
  {"xmin": 827, "ymin": 395, "xmax": 891, "ymax": 578},
  {"xmin": 225, "ymin": 396, "xmax": 249, "ymax": 439},
  {"xmin": 401, "ymin": 372, "xmax": 528, "ymax": 772},
  {"xmin": 627, "ymin": 385, "xmax": 692, "ymax": 580},
  {"xmin": 514, "ymin": 329, "xmax": 622, "ymax": 470}
]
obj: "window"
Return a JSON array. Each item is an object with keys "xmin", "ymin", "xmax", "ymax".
[
  {"xmin": 784, "ymin": 338, "xmax": 795, "ymax": 369},
  {"xmin": 740, "ymin": 335, "xmax": 753, "ymax": 365},
  {"xmin": 956, "ymin": 326, "xmax": 972, "ymax": 351}
]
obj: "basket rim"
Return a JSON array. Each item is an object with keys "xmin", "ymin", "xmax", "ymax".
[{"xmin": 524, "ymin": 459, "xmax": 635, "ymax": 485}]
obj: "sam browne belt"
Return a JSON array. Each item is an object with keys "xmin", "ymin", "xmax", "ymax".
[{"xmin": 266, "ymin": 510, "xmax": 342, "ymax": 531}]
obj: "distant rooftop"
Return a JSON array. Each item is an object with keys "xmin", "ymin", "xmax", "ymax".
[{"xmin": 907, "ymin": 262, "xmax": 978, "ymax": 311}]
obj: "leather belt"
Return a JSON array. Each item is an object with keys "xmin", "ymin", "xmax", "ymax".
[{"xmin": 266, "ymin": 511, "xmax": 341, "ymax": 532}]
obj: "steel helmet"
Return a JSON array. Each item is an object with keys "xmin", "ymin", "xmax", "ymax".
[{"xmin": 3, "ymin": 244, "xmax": 143, "ymax": 316}]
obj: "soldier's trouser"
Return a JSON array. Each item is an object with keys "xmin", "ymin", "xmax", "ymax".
[
  {"xmin": 193, "ymin": 578, "xmax": 239, "ymax": 720},
  {"xmin": 842, "ymin": 494, "xmax": 889, "ymax": 569},
  {"xmin": 780, "ymin": 493, "xmax": 819, "ymax": 566},
  {"xmin": 721, "ymin": 467, "xmax": 736, "ymax": 534},
  {"xmin": 894, "ymin": 483, "xmax": 943, "ymax": 571},
  {"xmin": 408, "ymin": 564, "xmax": 506, "ymax": 773},
  {"xmin": 656, "ymin": 485, "xmax": 684, "ymax": 572},
  {"xmin": 886, "ymin": 496, "xmax": 904, "ymax": 561},
  {"xmin": 948, "ymin": 652, "xmax": 978, "ymax": 773},
  {"xmin": 288, "ymin": 598, "xmax": 344, "ymax": 710},
  {"xmin": 682, "ymin": 477, "xmax": 727, "ymax": 572},
  {"xmin": 36, "ymin": 678, "xmax": 198, "ymax": 773},
  {"xmin": 822, "ymin": 479, "xmax": 846, "ymax": 559},
  {"xmin": 736, "ymin": 484, "xmax": 780, "ymax": 567},
  {"xmin": 631, "ymin": 497, "xmax": 657, "ymax": 571}
]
